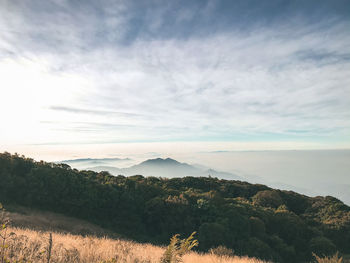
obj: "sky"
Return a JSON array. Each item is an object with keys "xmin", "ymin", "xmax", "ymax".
[{"xmin": 1, "ymin": 0, "xmax": 350, "ymax": 160}]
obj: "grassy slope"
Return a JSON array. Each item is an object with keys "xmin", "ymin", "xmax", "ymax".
[
  {"xmin": 3, "ymin": 206, "xmax": 268, "ymax": 263},
  {"xmin": 6, "ymin": 204, "xmax": 119, "ymax": 238}
]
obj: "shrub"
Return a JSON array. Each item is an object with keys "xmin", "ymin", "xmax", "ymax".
[
  {"xmin": 209, "ymin": 245, "xmax": 235, "ymax": 257},
  {"xmin": 249, "ymin": 217, "xmax": 266, "ymax": 236},
  {"xmin": 310, "ymin": 236, "xmax": 337, "ymax": 256},
  {"xmin": 252, "ymin": 190, "xmax": 283, "ymax": 208},
  {"xmin": 161, "ymin": 232, "xmax": 198, "ymax": 263},
  {"xmin": 198, "ymin": 222, "xmax": 226, "ymax": 250}
]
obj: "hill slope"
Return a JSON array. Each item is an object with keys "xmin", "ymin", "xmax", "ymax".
[
  {"xmin": 3, "ymin": 206, "xmax": 268, "ymax": 262},
  {"xmin": 5, "ymin": 204, "xmax": 119, "ymax": 238},
  {"xmin": 3, "ymin": 226, "xmax": 268, "ymax": 263},
  {"xmin": 1, "ymin": 152, "xmax": 349, "ymax": 263}
]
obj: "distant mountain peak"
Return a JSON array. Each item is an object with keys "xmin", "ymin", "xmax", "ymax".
[
  {"xmin": 85, "ymin": 157, "xmax": 243, "ymax": 181},
  {"xmin": 140, "ymin": 158, "xmax": 181, "ymax": 165},
  {"xmin": 164, "ymin": 157, "xmax": 180, "ymax": 163}
]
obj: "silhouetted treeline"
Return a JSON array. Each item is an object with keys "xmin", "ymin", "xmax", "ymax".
[{"xmin": 0, "ymin": 152, "xmax": 349, "ymax": 262}]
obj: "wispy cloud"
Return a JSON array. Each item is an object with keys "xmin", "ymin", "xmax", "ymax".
[
  {"xmin": 49, "ymin": 106, "xmax": 142, "ymax": 117},
  {"xmin": 0, "ymin": 0, "xmax": 349, "ymax": 147}
]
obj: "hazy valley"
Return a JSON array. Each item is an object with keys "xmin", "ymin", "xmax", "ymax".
[{"xmin": 61, "ymin": 150, "xmax": 350, "ymax": 206}]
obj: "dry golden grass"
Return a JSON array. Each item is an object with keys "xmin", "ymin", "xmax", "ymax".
[
  {"xmin": 7, "ymin": 205, "xmax": 117, "ymax": 238},
  {"xmin": 1, "ymin": 206, "xmax": 269, "ymax": 262},
  {"xmin": 4, "ymin": 227, "xmax": 269, "ymax": 263},
  {"xmin": 183, "ymin": 252, "xmax": 270, "ymax": 263}
]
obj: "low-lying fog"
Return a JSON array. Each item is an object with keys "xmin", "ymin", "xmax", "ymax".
[{"xmin": 58, "ymin": 149, "xmax": 349, "ymax": 205}]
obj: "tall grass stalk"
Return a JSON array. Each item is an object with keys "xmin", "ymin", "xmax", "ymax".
[
  {"xmin": 0, "ymin": 203, "xmax": 10, "ymax": 263},
  {"xmin": 313, "ymin": 252, "xmax": 343, "ymax": 263},
  {"xmin": 161, "ymin": 232, "xmax": 199, "ymax": 263},
  {"xmin": 46, "ymin": 232, "xmax": 53, "ymax": 263}
]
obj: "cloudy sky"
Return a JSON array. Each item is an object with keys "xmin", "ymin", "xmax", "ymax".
[{"xmin": 1, "ymin": 0, "xmax": 350, "ymax": 159}]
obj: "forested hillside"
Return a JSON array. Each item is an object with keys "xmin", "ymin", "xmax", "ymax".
[{"xmin": 0, "ymin": 152, "xmax": 349, "ymax": 263}]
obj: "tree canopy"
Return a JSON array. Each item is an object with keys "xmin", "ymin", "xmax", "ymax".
[{"xmin": 0, "ymin": 152, "xmax": 349, "ymax": 262}]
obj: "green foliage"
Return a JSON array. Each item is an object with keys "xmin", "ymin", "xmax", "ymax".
[
  {"xmin": 199, "ymin": 222, "xmax": 226, "ymax": 250},
  {"xmin": 0, "ymin": 152, "xmax": 350, "ymax": 263},
  {"xmin": 161, "ymin": 232, "xmax": 198, "ymax": 263},
  {"xmin": 310, "ymin": 236, "xmax": 337, "ymax": 256},
  {"xmin": 249, "ymin": 216, "xmax": 266, "ymax": 237},
  {"xmin": 241, "ymin": 237, "xmax": 275, "ymax": 261},
  {"xmin": 252, "ymin": 190, "xmax": 283, "ymax": 208}
]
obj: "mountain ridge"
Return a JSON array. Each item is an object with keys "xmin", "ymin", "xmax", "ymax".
[{"xmin": 85, "ymin": 157, "xmax": 244, "ymax": 180}]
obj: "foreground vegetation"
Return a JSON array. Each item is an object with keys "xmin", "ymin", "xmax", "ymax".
[
  {"xmin": 1, "ymin": 227, "xmax": 268, "ymax": 263},
  {"xmin": 1, "ymin": 205, "xmax": 267, "ymax": 263},
  {"xmin": 0, "ymin": 211, "xmax": 346, "ymax": 263},
  {"xmin": 0, "ymin": 152, "xmax": 349, "ymax": 262}
]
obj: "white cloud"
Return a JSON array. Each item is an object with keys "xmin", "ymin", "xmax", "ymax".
[{"xmin": 0, "ymin": 1, "xmax": 349, "ymax": 148}]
